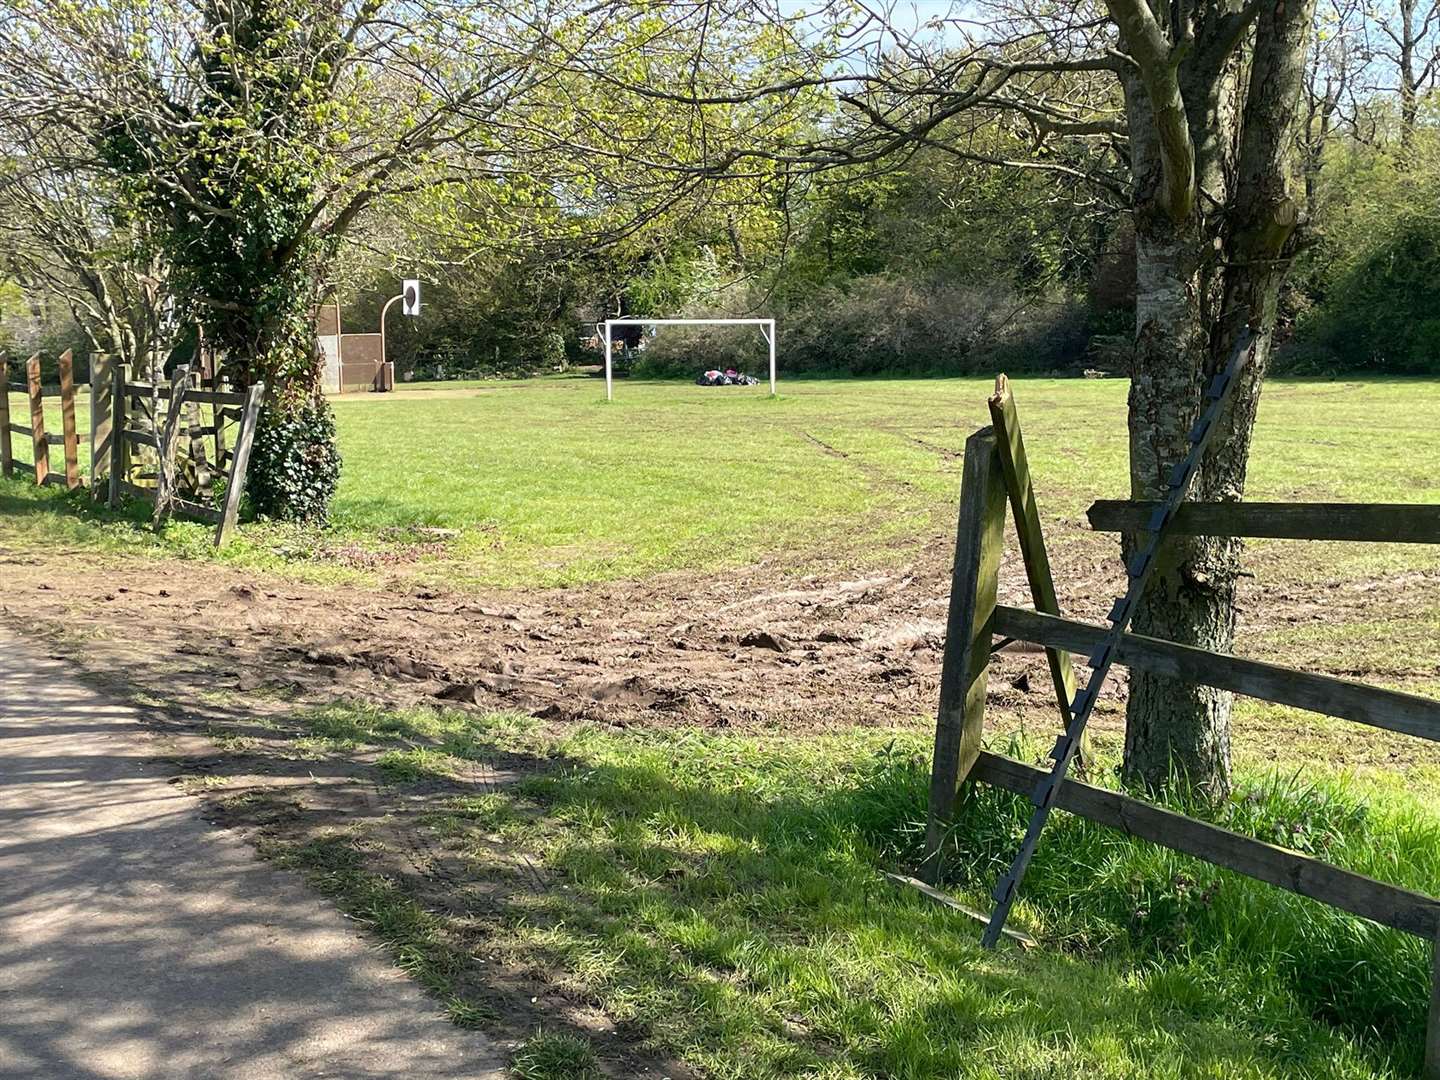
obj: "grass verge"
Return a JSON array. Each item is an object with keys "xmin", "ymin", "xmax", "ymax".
[{"xmin": 266, "ymin": 701, "xmax": 1434, "ymax": 1078}]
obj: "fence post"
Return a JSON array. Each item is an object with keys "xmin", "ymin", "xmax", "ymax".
[
  {"xmin": 153, "ymin": 365, "xmax": 190, "ymax": 528},
  {"xmin": 0, "ymin": 356, "xmax": 11, "ymax": 479},
  {"xmin": 215, "ymin": 383, "xmax": 264, "ymax": 547},
  {"xmin": 213, "ymin": 375, "xmax": 229, "ymax": 468},
  {"xmin": 108, "ymin": 362, "xmax": 129, "ymax": 508},
  {"xmin": 924, "ymin": 426, "xmax": 1006, "ymax": 878},
  {"xmin": 90, "ymin": 353, "xmax": 113, "ymax": 498},
  {"xmin": 25, "ymin": 354, "xmax": 48, "ymax": 487},
  {"xmin": 989, "ymin": 376, "xmax": 1086, "ymax": 766},
  {"xmin": 56, "ymin": 349, "xmax": 81, "ymax": 490},
  {"xmin": 183, "ymin": 369, "xmax": 211, "ymax": 490}
]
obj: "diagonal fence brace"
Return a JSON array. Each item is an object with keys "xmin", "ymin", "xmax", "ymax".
[{"xmin": 978, "ymin": 328, "xmax": 1257, "ymax": 949}]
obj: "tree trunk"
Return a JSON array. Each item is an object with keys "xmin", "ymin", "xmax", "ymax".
[
  {"xmin": 1115, "ymin": 0, "xmax": 1313, "ymax": 799},
  {"xmin": 1400, "ymin": 0, "xmax": 1419, "ymax": 151},
  {"xmin": 1122, "ymin": 224, "xmax": 1243, "ymax": 799}
]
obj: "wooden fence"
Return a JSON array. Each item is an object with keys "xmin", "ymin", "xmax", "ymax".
[
  {"xmin": 0, "ymin": 351, "xmax": 86, "ymax": 490},
  {"xmin": 925, "ymin": 378, "xmax": 1440, "ymax": 1076},
  {"xmin": 106, "ymin": 362, "xmax": 264, "ymax": 546}
]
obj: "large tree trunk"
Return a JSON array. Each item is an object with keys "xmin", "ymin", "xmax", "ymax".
[
  {"xmin": 1123, "ymin": 223, "xmax": 1243, "ymax": 799},
  {"xmin": 1114, "ymin": 1, "xmax": 1313, "ymax": 799}
]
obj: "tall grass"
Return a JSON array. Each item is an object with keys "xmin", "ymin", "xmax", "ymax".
[{"xmin": 855, "ymin": 739, "xmax": 1438, "ymax": 1068}]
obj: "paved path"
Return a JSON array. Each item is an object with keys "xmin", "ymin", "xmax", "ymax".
[{"xmin": 0, "ymin": 629, "xmax": 506, "ymax": 1079}]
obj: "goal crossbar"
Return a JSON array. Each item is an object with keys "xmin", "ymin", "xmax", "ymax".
[{"xmin": 602, "ymin": 318, "xmax": 776, "ymax": 400}]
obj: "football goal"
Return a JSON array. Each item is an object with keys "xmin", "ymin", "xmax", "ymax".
[{"xmin": 601, "ymin": 318, "xmax": 776, "ymax": 400}]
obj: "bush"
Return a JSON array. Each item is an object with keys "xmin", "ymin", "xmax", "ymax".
[
  {"xmin": 537, "ymin": 331, "xmax": 566, "ymax": 371},
  {"xmin": 633, "ymin": 275, "xmax": 1090, "ymax": 379},
  {"xmin": 246, "ymin": 395, "xmax": 342, "ymax": 524},
  {"xmin": 629, "ymin": 350, "xmax": 700, "ymax": 379},
  {"xmin": 1308, "ymin": 221, "xmax": 1440, "ymax": 372}
]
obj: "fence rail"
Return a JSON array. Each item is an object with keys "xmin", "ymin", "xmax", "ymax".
[
  {"xmin": 993, "ymin": 605, "xmax": 1440, "ymax": 743},
  {"xmin": 972, "ymin": 750, "xmax": 1440, "ymax": 937},
  {"xmin": 926, "ymin": 377, "xmax": 1440, "ymax": 1076},
  {"xmin": 1088, "ymin": 499, "xmax": 1440, "ymax": 543}
]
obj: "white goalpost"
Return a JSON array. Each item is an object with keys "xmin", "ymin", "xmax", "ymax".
[{"xmin": 601, "ymin": 318, "xmax": 777, "ymax": 401}]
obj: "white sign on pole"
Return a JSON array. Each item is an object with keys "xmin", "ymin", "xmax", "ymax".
[{"xmin": 402, "ymin": 279, "xmax": 421, "ymax": 316}]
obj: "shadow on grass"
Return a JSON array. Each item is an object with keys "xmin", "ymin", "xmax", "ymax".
[
  {"xmin": 0, "ymin": 480, "xmax": 162, "ymax": 535},
  {"xmin": 495, "ymin": 748, "xmax": 1417, "ymax": 1079}
]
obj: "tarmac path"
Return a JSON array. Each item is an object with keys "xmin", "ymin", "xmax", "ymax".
[{"xmin": 0, "ymin": 627, "xmax": 506, "ymax": 1079}]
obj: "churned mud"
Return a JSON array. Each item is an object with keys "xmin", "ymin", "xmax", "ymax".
[{"xmin": 4, "ymin": 525, "xmax": 1437, "ymax": 769}]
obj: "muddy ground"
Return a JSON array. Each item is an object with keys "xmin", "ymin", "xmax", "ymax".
[{"xmin": 5, "ymin": 522, "xmax": 1438, "ymax": 772}]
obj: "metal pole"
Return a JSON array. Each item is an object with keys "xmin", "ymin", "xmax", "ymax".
[
  {"xmin": 333, "ymin": 297, "xmax": 344, "ymax": 396},
  {"xmin": 767, "ymin": 320, "xmax": 777, "ymax": 396},
  {"xmin": 604, "ymin": 320, "xmax": 613, "ymax": 401},
  {"xmin": 379, "ymin": 293, "xmax": 403, "ymax": 368}
]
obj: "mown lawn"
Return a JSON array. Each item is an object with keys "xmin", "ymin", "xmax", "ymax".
[{"xmin": 5, "ymin": 373, "xmax": 1440, "ymax": 587}]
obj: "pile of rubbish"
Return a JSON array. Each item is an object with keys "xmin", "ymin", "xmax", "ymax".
[{"xmin": 696, "ymin": 368, "xmax": 760, "ymax": 386}]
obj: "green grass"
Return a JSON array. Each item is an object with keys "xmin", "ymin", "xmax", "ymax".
[
  {"xmin": 509, "ymin": 1031, "xmax": 603, "ymax": 1080},
  {"xmin": 274, "ymin": 700, "xmax": 1437, "ymax": 1078},
  {"xmin": 7, "ymin": 374, "xmax": 1440, "ymax": 586}
]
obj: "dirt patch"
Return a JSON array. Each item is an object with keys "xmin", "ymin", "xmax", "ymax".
[{"xmin": 3, "ymin": 524, "xmax": 1437, "ymax": 772}]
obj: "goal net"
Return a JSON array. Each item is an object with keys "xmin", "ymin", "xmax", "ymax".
[{"xmin": 601, "ymin": 318, "xmax": 776, "ymax": 400}]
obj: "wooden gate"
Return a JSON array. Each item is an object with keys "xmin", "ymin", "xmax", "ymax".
[
  {"xmin": 927, "ymin": 376, "xmax": 1440, "ymax": 1075},
  {"xmin": 106, "ymin": 362, "xmax": 264, "ymax": 546}
]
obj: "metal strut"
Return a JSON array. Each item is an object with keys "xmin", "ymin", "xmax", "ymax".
[{"xmin": 979, "ymin": 328, "xmax": 1257, "ymax": 949}]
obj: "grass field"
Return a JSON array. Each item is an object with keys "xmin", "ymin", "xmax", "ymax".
[
  {"xmin": 5, "ymin": 372, "xmax": 1440, "ymax": 1077},
  {"xmin": 6, "ymin": 373, "xmax": 1440, "ymax": 587}
]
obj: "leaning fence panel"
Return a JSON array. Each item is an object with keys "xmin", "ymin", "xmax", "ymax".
[
  {"xmin": 925, "ymin": 374, "xmax": 1440, "ymax": 1077},
  {"xmin": 106, "ymin": 363, "xmax": 264, "ymax": 547}
]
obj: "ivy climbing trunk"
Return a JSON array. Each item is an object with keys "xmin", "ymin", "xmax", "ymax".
[
  {"xmin": 231, "ymin": 278, "xmax": 342, "ymax": 524},
  {"xmin": 94, "ymin": 0, "xmax": 350, "ymax": 522}
]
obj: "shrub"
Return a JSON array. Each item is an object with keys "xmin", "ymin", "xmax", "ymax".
[
  {"xmin": 632, "ymin": 275, "xmax": 1090, "ymax": 379},
  {"xmin": 246, "ymin": 396, "xmax": 342, "ymax": 524},
  {"xmin": 537, "ymin": 331, "xmax": 566, "ymax": 370},
  {"xmin": 1294, "ymin": 214, "xmax": 1440, "ymax": 374},
  {"xmin": 630, "ymin": 349, "xmax": 704, "ymax": 379}
]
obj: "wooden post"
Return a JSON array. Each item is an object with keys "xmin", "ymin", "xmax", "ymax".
[
  {"xmin": 153, "ymin": 365, "xmax": 191, "ymax": 527},
  {"xmin": 108, "ymin": 362, "xmax": 129, "ymax": 508},
  {"xmin": 146, "ymin": 358, "xmax": 160, "ymax": 481},
  {"xmin": 56, "ymin": 349, "xmax": 81, "ymax": 490},
  {"xmin": 1427, "ymin": 925, "xmax": 1440, "ymax": 1080},
  {"xmin": 924, "ymin": 426, "xmax": 1006, "ymax": 876},
  {"xmin": 988, "ymin": 375, "xmax": 1086, "ymax": 763},
  {"xmin": 0, "ymin": 356, "xmax": 11, "ymax": 479},
  {"xmin": 90, "ymin": 353, "xmax": 114, "ymax": 498},
  {"xmin": 25, "ymin": 354, "xmax": 48, "ymax": 487},
  {"xmin": 213, "ymin": 376, "xmax": 229, "ymax": 469},
  {"xmin": 184, "ymin": 370, "xmax": 211, "ymax": 491},
  {"xmin": 215, "ymin": 383, "xmax": 264, "ymax": 547}
]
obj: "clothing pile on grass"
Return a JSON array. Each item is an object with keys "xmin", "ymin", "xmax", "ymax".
[{"xmin": 696, "ymin": 368, "xmax": 760, "ymax": 386}]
